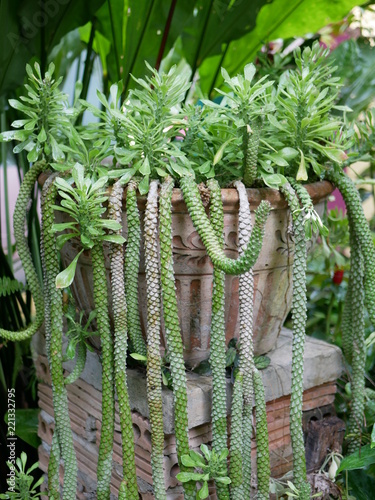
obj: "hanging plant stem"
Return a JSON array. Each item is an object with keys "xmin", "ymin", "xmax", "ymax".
[
  {"xmin": 207, "ymin": 178, "xmax": 230, "ymax": 500},
  {"xmin": 144, "ymin": 180, "xmax": 167, "ymax": 500},
  {"xmin": 41, "ymin": 176, "xmax": 77, "ymax": 499},
  {"xmin": 279, "ymin": 183, "xmax": 311, "ymax": 500},
  {"xmin": 125, "ymin": 182, "xmax": 147, "ymax": 356},
  {"xmin": 180, "ymin": 176, "xmax": 270, "ymax": 275},
  {"xmin": 64, "ymin": 342, "xmax": 87, "ymax": 386},
  {"xmin": 326, "ymin": 170, "xmax": 375, "ymax": 327},
  {"xmin": 40, "ymin": 173, "xmax": 60, "ymax": 499},
  {"xmin": 108, "ymin": 181, "xmax": 138, "ymax": 497},
  {"xmin": 159, "ymin": 177, "xmax": 195, "ymax": 500},
  {"xmin": 234, "ymin": 180, "xmax": 255, "ymax": 497},
  {"xmin": 91, "ymin": 243, "xmax": 115, "ymax": 499},
  {"xmin": 0, "ymin": 161, "xmax": 45, "ymax": 341},
  {"xmin": 229, "ymin": 372, "xmax": 244, "ymax": 499},
  {"xmin": 252, "ymin": 368, "xmax": 270, "ymax": 499},
  {"xmin": 243, "ymin": 117, "xmax": 262, "ymax": 187},
  {"xmin": 346, "ymin": 230, "xmax": 365, "ymax": 453},
  {"xmin": 207, "ymin": 178, "xmax": 230, "ymax": 499}
]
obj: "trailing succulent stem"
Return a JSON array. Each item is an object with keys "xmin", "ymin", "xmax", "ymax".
[
  {"xmin": 91, "ymin": 243, "xmax": 115, "ymax": 499},
  {"xmin": 125, "ymin": 182, "xmax": 147, "ymax": 356},
  {"xmin": 0, "ymin": 161, "xmax": 45, "ymax": 341},
  {"xmin": 234, "ymin": 180, "xmax": 255, "ymax": 497},
  {"xmin": 108, "ymin": 181, "xmax": 138, "ymax": 497},
  {"xmin": 64, "ymin": 342, "xmax": 87, "ymax": 385},
  {"xmin": 144, "ymin": 180, "xmax": 167, "ymax": 499},
  {"xmin": 229, "ymin": 373, "xmax": 244, "ymax": 499},
  {"xmin": 159, "ymin": 178, "xmax": 195, "ymax": 500},
  {"xmin": 180, "ymin": 176, "xmax": 270, "ymax": 275},
  {"xmin": 326, "ymin": 170, "xmax": 375, "ymax": 327},
  {"xmin": 207, "ymin": 178, "xmax": 230, "ymax": 500},
  {"xmin": 40, "ymin": 173, "xmax": 60, "ymax": 500},
  {"xmin": 279, "ymin": 183, "xmax": 311, "ymax": 500},
  {"xmin": 253, "ymin": 368, "xmax": 270, "ymax": 500},
  {"xmin": 41, "ymin": 176, "xmax": 77, "ymax": 499},
  {"xmin": 243, "ymin": 117, "xmax": 262, "ymax": 187},
  {"xmin": 346, "ymin": 231, "xmax": 365, "ymax": 453}
]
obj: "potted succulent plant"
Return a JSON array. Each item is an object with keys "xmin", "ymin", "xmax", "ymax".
[{"xmin": 0, "ymin": 42, "xmax": 373, "ymax": 499}]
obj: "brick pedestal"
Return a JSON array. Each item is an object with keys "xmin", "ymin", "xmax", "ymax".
[{"xmin": 33, "ymin": 329, "xmax": 343, "ymax": 499}]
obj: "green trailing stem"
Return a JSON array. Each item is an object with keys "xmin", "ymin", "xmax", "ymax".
[
  {"xmin": 108, "ymin": 181, "xmax": 138, "ymax": 497},
  {"xmin": 180, "ymin": 176, "xmax": 270, "ymax": 275},
  {"xmin": 341, "ymin": 267, "xmax": 353, "ymax": 365},
  {"xmin": 229, "ymin": 373, "xmax": 244, "ymax": 499},
  {"xmin": 207, "ymin": 178, "xmax": 230, "ymax": 500},
  {"xmin": 280, "ymin": 183, "xmax": 310, "ymax": 499},
  {"xmin": 159, "ymin": 177, "xmax": 195, "ymax": 500},
  {"xmin": 243, "ymin": 117, "xmax": 262, "ymax": 187},
  {"xmin": 346, "ymin": 232, "xmax": 366, "ymax": 453},
  {"xmin": 40, "ymin": 173, "xmax": 60, "ymax": 500},
  {"xmin": 326, "ymin": 170, "xmax": 375, "ymax": 328},
  {"xmin": 125, "ymin": 182, "xmax": 147, "ymax": 356},
  {"xmin": 41, "ymin": 176, "xmax": 78, "ymax": 499},
  {"xmin": 252, "ymin": 368, "xmax": 270, "ymax": 500},
  {"xmin": 91, "ymin": 243, "xmax": 115, "ymax": 499},
  {"xmin": 144, "ymin": 180, "xmax": 167, "ymax": 500},
  {"xmin": 0, "ymin": 161, "xmax": 45, "ymax": 341},
  {"xmin": 64, "ymin": 342, "xmax": 87, "ymax": 386},
  {"xmin": 234, "ymin": 180, "xmax": 255, "ymax": 497}
]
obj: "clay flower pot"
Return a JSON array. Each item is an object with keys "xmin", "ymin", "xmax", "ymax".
[{"xmin": 53, "ymin": 180, "xmax": 333, "ymax": 368}]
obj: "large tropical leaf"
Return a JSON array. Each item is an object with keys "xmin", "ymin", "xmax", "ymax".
[
  {"xmin": 0, "ymin": 0, "xmax": 106, "ymax": 96},
  {"xmin": 197, "ymin": 0, "xmax": 368, "ymax": 95}
]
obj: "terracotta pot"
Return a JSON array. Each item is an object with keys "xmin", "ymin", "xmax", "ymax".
[{"xmin": 51, "ymin": 180, "xmax": 333, "ymax": 367}]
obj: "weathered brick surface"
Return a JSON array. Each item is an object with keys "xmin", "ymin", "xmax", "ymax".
[{"xmin": 36, "ymin": 353, "xmax": 338, "ymax": 498}]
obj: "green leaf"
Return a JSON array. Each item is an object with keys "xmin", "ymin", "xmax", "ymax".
[
  {"xmin": 176, "ymin": 471, "xmax": 205, "ymax": 483},
  {"xmin": 200, "ymin": 444, "xmax": 211, "ymax": 462},
  {"xmin": 199, "ymin": 481, "xmax": 209, "ymax": 499},
  {"xmin": 338, "ymin": 445, "xmax": 375, "ymax": 473},
  {"xmin": 138, "ymin": 175, "xmax": 150, "ymax": 195},
  {"xmin": 213, "ymin": 138, "xmax": 235, "ymax": 165},
  {"xmin": 130, "ymin": 353, "xmax": 148, "ymax": 362},
  {"xmin": 296, "ymin": 149, "xmax": 308, "ymax": 181},
  {"xmin": 101, "ymin": 234, "xmax": 126, "ymax": 245},
  {"xmin": 215, "ymin": 476, "xmax": 231, "ymax": 484},
  {"xmin": 189, "ymin": 450, "xmax": 206, "ymax": 467},
  {"xmin": 56, "ymin": 249, "xmax": 84, "ymax": 289},
  {"xmin": 4, "ymin": 409, "xmax": 40, "ymax": 448},
  {"xmin": 181, "ymin": 455, "xmax": 197, "ymax": 468},
  {"xmin": 139, "ymin": 156, "xmax": 151, "ymax": 175},
  {"xmin": 254, "ymin": 355, "xmax": 271, "ymax": 370}
]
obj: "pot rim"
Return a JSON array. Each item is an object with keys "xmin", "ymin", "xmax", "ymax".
[{"xmin": 39, "ymin": 172, "xmax": 334, "ymax": 212}]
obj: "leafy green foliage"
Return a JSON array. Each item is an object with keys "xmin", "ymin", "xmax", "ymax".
[
  {"xmin": 4, "ymin": 409, "xmax": 41, "ymax": 448},
  {"xmin": 177, "ymin": 445, "xmax": 231, "ymax": 499},
  {"xmin": 0, "ymin": 452, "xmax": 44, "ymax": 499},
  {"xmin": 0, "ymin": 63, "xmax": 73, "ymax": 163},
  {"xmin": 0, "ymin": 277, "xmax": 25, "ymax": 297}
]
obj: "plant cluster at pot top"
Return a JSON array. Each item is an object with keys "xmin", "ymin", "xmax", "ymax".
[{"xmin": 1, "ymin": 41, "xmax": 374, "ymax": 499}]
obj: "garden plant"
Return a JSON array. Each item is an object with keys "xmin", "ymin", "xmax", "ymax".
[{"xmin": 1, "ymin": 41, "xmax": 374, "ymax": 499}]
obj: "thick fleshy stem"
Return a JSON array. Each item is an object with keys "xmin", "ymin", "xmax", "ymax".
[
  {"xmin": 91, "ymin": 243, "xmax": 115, "ymax": 499},
  {"xmin": 159, "ymin": 178, "xmax": 195, "ymax": 500},
  {"xmin": 346, "ymin": 232, "xmax": 365, "ymax": 454},
  {"xmin": 125, "ymin": 182, "xmax": 147, "ymax": 356},
  {"xmin": 252, "ymin": 368, "xmax": 270, "ymax": 500},
  {"xmin": 64, "ymin": 342, "xmax": 87, "ymax": 385},
  {"xmin": 180, "ymin": 176, "xmax": 270, "ymax": 275},
  {"xmin": 41, "ymin": 176, "xmax": 77, "ymax": 499},
  {"xmin": 207, "ymin": 178, "xmax": 230, "ymax": 500},
  {"xmin": 108, "ymin": 181, "xmax": 138, "ymax": 497},
  {"xmin": 280, "ymin": 183, "xmax": 310, "ymax": 499},
  {"xmin": 40, "ymin": 173, "xmax": 60, "ymax": 499},
  {"xmin": 0, "ymin": 161, "xmax": 45, "ymax": 341},
  {"xmin": 229, "ymin": 373, "xmax": 244, "ymax": 499},
  {"xmin": 144, "ymin": 181, "xmax": 167, "ymax": 499},
  {"xmin": 325, "ymin": 170, "xmax": 375, "ymax": 328},
  {"xmin": 243, "ymin": 117, "xmax": 262, "ymax": 187},
  {"xmin": 234, "ymin": 180, "xmax": 254, "ymax": 497}
]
